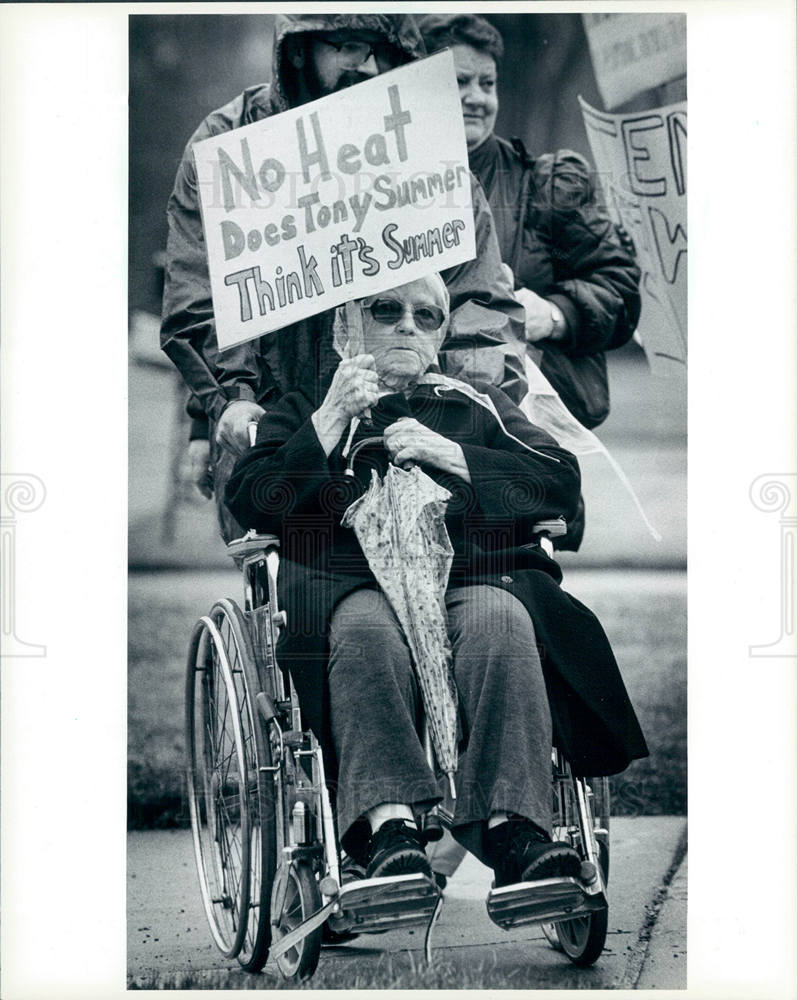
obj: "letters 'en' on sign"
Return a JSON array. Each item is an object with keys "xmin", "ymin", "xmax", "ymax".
[
  {"xmin": 192, "ymin": 51, "xmax": 476, "ymax": 352},
  {"xmin": 579, "ymin": 96, "xmax": 687, "ymax": 376}
]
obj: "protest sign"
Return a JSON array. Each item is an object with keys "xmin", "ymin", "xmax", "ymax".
[
  {"xmin": 582, "ymin": 13, "xmax": 686, "ymax": 110},
  {"xmin": 580, "ymin": 96, "xmax": 687, "ymax": 375},
  {"xmin": 192, "ymin": 52, "xmax": 475, "ymax": 351}
]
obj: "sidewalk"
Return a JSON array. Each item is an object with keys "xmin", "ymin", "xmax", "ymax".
[
  {"xmin": 637, "ymin": 853, "xmax": 688, "ymax": 989},
  {"xmin": 127, "ymin": 816, "xmax": 686, "ymax": 989}
]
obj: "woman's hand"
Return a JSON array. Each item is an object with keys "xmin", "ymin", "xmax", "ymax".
[
  {"xmin": 312, "ymin": 355, "xmax": 379, "ymax": 455},
  {"xmin": 383, "ymin": 418, "xmax": 471, "ymax": 483},
  {"xmin": 515, "ymin": 287, "xmax": 567, "ymax": 343}
]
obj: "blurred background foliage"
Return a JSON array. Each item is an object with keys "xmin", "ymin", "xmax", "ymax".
[{"xmin": 128, "ymin": 13, "xmax": 603, "ymax": 317}]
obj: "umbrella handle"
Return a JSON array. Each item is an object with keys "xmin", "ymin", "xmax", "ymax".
[
  {"xmin": 343, "ymin": 436, "xmax": 417, "ymax": 476},
  {"xmin": 343, "ymin": 435, "xmax": 384, "ymax": 477}
]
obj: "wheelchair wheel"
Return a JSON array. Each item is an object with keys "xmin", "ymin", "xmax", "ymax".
[
  {"xmin": 553, "ymin": 839, "xmax": 609, "ymax": 966},
  {"xmin": 540, "ymin": 920, "xmax": 564, "ymax": 952},
  {"xmin": 185, "ymin": 599, "xmax": 277, "ymax": 970},
  {"xmin": 549, "ymin": 774, "xmax": 610, "ymax": 967},
  {"xmin": 271, "ymin": 861, "xmax": 322, "ymax": 981}
]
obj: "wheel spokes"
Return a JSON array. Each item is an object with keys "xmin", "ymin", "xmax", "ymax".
[
  {"xmin": 188, "ymin": 600, "xmax": 278, "ymax": 972},
  {"xmin": 188, "ymin": 612, "xmax": 253, "ymax": 955}
]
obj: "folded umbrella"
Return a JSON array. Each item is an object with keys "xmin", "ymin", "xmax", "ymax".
[{"xmin": 342, "ymin": 463, "xmax": 458, "ymax": 797}]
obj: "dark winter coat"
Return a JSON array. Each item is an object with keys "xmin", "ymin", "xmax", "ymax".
[
  {"xmin": 160, "ymin": 13, "xmax": 528, "ymax": 428},
  {"xmin": 225, "ymin": 381, "xmax": 648, "ymax": 780},
  {"xmin": 468, "ymin": 134, "xmax": 642, "ymax": 550},
  {"xmin": 469, "ymin": 133, "xmax": 641, "ymax": 360}
]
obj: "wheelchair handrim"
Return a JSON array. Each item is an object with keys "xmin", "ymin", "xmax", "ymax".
[{"xmin": 186, "ymin": 614, "xmax": 252, "ymax": 959}]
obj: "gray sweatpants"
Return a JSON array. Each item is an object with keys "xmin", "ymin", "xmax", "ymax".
[{"xmin": 327, "ymin": 584, "xmax": 552, "ymax": 866}]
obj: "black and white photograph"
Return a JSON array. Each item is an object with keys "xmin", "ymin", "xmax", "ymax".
[
  {"xmin": 127, "ymin": 10, "xmax": 686, "ymax": 989},
  {"xmin": 1, "ymin": 3, "xmax": 795, "ymax": 999}
]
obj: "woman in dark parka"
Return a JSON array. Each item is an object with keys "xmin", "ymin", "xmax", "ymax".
[
  {"xmin": 418, "ymin": 13, "xmax": 640, "ymax": 385},
  {"xmin": 226, "ymin": 275, "xmax": 647, "ymax": 886},
  {"xmin": 420, "ymin": 14, "xmax": 643, "ymax": 551}
]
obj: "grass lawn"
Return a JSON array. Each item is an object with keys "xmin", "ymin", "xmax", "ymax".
[
  {"xmin": 129, "ymin": 955, "xmax": 562, "ymax": 991},
  {"xmin": 128, "ymin": 568, "xmax": 685, "ymax": 826},
  {"xmin": 568, "ymin": 569, "xmax": 687, "ymax": 816}
]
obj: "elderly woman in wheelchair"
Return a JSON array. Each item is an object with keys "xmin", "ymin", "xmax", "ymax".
[{"xmin": 195, "ymin": 273, "xmax": 647, "ymax": 976}]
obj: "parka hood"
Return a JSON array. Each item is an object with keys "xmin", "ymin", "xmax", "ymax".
[{"xmin": 271, "ymin": 12, "xmax": 426, "ymax": 110}]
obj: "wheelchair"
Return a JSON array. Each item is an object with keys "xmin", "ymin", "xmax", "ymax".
[{"xmin": 184, "ymin": 520, "xmax": 611, "ymax": 981}]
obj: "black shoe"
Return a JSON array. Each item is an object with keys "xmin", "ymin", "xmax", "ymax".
[
  {"xmin": 365, "ymin": 819, "xmax": 432, "ymax": 879},
  {"xmin": 340, "ymin": 854, "xmax": 367, "ymax": 884},
  {"xmin": 487, "ymin": 817, "xmax": 581, "ymax": 888}
]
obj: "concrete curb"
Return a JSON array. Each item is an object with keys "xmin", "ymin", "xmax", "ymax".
[
  {"xmin": 636, "ymin": 850, "xmax": 688, "ymax": 989},
  {"xmin": 619, "ymin": 825, "xmax": 688, "ymax": 989}
]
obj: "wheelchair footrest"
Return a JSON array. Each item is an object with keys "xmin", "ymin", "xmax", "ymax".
[
  {"xmin": 486, "ymin": 877, "xmax": 607, "ymax": 930},
  {"xmin": 336, "ymin": 873, "xmax": 441, "ymax": 934}
]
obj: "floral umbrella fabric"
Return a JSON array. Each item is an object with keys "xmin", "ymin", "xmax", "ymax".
[{"xmin": 342, "ymin": 464, "xmax": 458, "ymax": 796}]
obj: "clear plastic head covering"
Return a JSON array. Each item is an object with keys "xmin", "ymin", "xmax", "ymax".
[
  {"xmin": 332, "ymin": 274, "xmax": 451, "ymax": 359},
  {"xmin": 331, "ymin": 273, "xmax": 658, "ymax": 539}
]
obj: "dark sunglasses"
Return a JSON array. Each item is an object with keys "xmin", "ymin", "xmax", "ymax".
[
  {"xmin": 367, "ymin": 298, "xmax": 446, "ymax": 332},
  {"xmin": 316, "ymin": 36, "xmax": 402, "ymax": 70}
]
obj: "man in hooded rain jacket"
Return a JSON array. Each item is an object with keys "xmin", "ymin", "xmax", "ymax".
[{"xmin": 160, "ymin": 14, "xmax": 528, "ymax": 541}]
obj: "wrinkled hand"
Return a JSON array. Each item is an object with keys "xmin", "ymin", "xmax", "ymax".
[
  {"xmin": 324, "ymin": 355, "xmax": 379, "ymax": 422},
  {"xmin": 215, "ymin": 400, "xmax": 266, "ymax": 456},
  {"xmin": 313, "ymin": 355, "xmax": 379, "ymax": 454},
  {"xmin": 383, "ymin": 418, "xmax": 470, "ymax": 482},
  {"xmin": 515, "ymin": 286, "xmax": 562, "ymax": 343},
  {"xmin": 187, "ymin": 439, "xmax": 213, "ymax": 499}
]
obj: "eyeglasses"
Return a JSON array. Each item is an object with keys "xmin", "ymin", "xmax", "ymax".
[
  {"xmin": 316, "ymin": 36, "xmax": 400, "ymax": 69},
  {"xmin": 367, "ymin": 299, "xmax": 446, "ymax": 332}
]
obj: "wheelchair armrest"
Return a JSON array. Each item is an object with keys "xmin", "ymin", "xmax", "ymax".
[
  {"xmin": 530, "ymin": 517, "xmax": 567, "ymax": 539},
  {"xmin": 227, "ymin": 520, "xmax": 563, "ymax": 559},
  {"xmin": 226, "ymin": 528, "xmax": 280, "ymax": 560}
]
